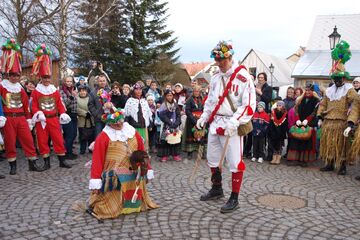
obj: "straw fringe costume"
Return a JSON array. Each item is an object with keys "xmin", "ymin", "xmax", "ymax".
[
  {"xmin": 317, "ymin": 40, "xmax": 360, "ymax": 172},
  {"xmin": 317, "ymin": 84, "xmax": 359, "ymax": 168},
  {"xmin": 89, "ymin": 123, "xmax": 158, "ymax": 219},
  {"xmin": 350, "ymin": 95, "xmax": 360, "ymax": 159}
]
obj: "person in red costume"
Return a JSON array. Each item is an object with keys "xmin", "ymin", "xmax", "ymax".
[
  {"xmin": 0, "ymin": 38, "xmax": 44, "ymax": 175},
  {"xmin": 30, "ymin": 44, "xmax": 72, "ymax": 169},
  {"xmin": 88, "ymin": 107, "xmax": 158, "ymax": 219}
]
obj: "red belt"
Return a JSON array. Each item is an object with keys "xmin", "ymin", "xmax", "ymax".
[{"xmin": 45, "ymin": 113, "xmax": 58, "ymax": 118}]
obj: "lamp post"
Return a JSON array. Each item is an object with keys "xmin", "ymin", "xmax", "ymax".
[
  {"xmin": 269, "ymin": 63, "xmax": 274, "ymax": 87},
  {"xmin": 328, "ymin": 26, "xmax": 341, "ymax": 69},
  {"xmin": 328, "ymin": 26, "xmax": 341, "ymax": 50}
]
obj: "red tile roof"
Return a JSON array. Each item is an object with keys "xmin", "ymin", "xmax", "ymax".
[{"xmin": 182, "ymin": 62, "xmax": 211, "ymax": 76}]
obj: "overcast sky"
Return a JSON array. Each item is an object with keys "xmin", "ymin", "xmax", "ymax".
[{"xmin": 166, "ymin": 0, "xmax": 358, "ymax": 63}]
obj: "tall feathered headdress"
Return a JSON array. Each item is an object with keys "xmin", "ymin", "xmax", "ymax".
[
  {"xmin": 330, "ymin": 40, "xmax": 351, "ymax": 79},
  {"xmin": 1, "ymin": 38, "xmax": 22, "ymax": 74},
  {"xmin": 32, "ymin": 44, "xmax": 52, "ymax": 77}
]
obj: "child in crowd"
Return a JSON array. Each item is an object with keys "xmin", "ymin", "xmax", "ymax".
[
  {"xmin": 147, "ymin": 94, "xmax": 157, "ymax": 153},
  {"xmin": 251, "ymin": 102, "xmax": 269, "ymax": 163},
  {"xmin": 157, "ymin": 90, "xmax": 182, "ymax": 162},
  {"xmin": 268, "ymin": 101, "xmax": 288, "ymax": 165},
  {"xmin": 154, "ymin": 103, "xmax": 162, "ymax": 152}
]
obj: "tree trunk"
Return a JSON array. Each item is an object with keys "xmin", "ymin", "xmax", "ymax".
[{"xmin": 58, "ymin": 0, "xmax": 68, "ymax": 80}]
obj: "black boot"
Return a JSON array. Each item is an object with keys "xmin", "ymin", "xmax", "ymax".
[
  {"xmin": 355, "ymin": 176, "xmax": 360, "ymax": 181},
  {"xmin": 200, "ymin": 167, "xmax": 224, "ymax": 201},
  {"xmin": 9, "ymin": 161, "xmax": 16, "ymax": 175},
  {"xmin": 338, "ymin": 162, "xmax": 347, "ymax": 175},
  {"xmin": 220, "ymin": 192, "xmax": 239, "ymax": 213},
  {"xmin": 44, "ymin": 157, "xmax": 51, "ymax": 170},
  {"xmin": 0, "ymin": 174, "xmax": 5, "ymax": 179},
  {"xmin": 320, "ymin": 163, "xmax": 334, "ymax": 172},
  {"xmin": 28, "ymin": 159, "xmax": 45, "ymax": 172},
  {"xmin": 58, "ymin": 155, "xmax": 72, "ymax": 168}
]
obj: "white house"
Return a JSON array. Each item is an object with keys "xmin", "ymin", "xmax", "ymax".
[{"xmin": 292, "ymin": 14, "xmax": 360, "ymax": 88}]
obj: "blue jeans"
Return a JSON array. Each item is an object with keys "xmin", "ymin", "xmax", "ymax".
[{"xmin": 62, "ymin": 116, "xmax": 78, "ymax": 155}]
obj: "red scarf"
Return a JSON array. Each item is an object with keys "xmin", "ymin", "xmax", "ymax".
[{"xmin": 272, "ymin": 110, "xmax": 287, "ymax": 126}]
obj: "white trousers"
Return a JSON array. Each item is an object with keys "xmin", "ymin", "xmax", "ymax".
[{"xmin": 207, "ymin": 132, "xmax": 244, "ymax": 173}]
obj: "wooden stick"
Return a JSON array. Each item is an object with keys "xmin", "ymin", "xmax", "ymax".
[
  {"xmin": 189, "ymin": 126, "xmax": 206, "ymax": 181},
  {"xmin": 218, "ymin": 136, "xmax": 230, "ymax": 171}
]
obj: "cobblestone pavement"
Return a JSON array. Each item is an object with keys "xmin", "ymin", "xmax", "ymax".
[{"xmin": 1, "ymin": 148, "xmax": 360, "ymax": 240}]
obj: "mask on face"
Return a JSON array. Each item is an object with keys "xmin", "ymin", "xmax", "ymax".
[{"xmin": 333, "ymin": 77, "xmax": 344, "ymax": 88}]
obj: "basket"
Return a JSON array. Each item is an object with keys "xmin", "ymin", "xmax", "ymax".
[{"xmin": 289, "ymin": 126, "xmax": 312, "ymax": 140}]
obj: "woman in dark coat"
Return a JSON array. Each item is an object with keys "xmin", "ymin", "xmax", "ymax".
[
  {"xmin": 157, "ymin": 90, "xmax": 182, "ymax": 162},
  {"xmin": 182, "ymin": 86, "xmax": 206, "ymax": 159},
  {"xmin": 287, "ymin": 84, "xmax": 320, "ymax": 167}
]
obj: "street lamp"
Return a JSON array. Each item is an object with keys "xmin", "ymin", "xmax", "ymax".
[
  {"xmin": 328, "ymin": 26, "xmax": 341, "ymax": 50},
  {"xmin": 269, "ymin": 63, "xmax": 274, "ymax": 87}
]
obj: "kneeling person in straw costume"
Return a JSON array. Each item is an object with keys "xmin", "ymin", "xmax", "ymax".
[
  {"xmin": 88, "ymin": 107, "xmax": 158, "ymax": 219},
  {"xmin": 196, "ymin": 41, "xmax": 256, "ymax": 213}
]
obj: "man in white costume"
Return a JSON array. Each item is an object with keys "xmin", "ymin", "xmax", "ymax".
[{"xmin": 196, "ymin": 41, "xmax": 256, "ymax": 213}]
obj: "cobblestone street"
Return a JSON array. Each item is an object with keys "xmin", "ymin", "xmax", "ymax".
[{"xmin": 1, "ymin": 148, "xmax": 360, "ymax": 240}]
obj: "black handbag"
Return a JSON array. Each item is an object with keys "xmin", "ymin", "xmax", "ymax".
[{"xmin": 80, "ymin": 116, "xmax": 95, "ymax": 141}]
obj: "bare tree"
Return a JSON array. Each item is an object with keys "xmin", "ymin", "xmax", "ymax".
[
  {"xmin": 0, "ymin": 0, "xmax": 60, "ymax": 62},
  {"xmin": 37, "ymin": 0, "xmax": 118, "ymax": 79}
]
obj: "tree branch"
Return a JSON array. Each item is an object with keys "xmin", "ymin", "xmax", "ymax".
[{"xmin": 70, "ymin": 0, "xmax": 117, "ymax": 36}]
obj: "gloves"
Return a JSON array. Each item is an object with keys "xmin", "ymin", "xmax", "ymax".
[
  {"xmin": 227, "ymin": 117, "xmax": 239, "ymax": 129},
  {"xmin": 147, "ymin": 169, "xmax": 154, "ymax": 180},
  {"xmin": 296, "ymin": 120, "xmax": 302, "ymax": 127},
  {"xmin": 318, "ymin": 119, "xmax": 322, "ymax": 128},
  {"xmin": 59, "ymin": 113, "xmax": 71, "ymax": 124},
  {"xmin": 225, "ymin": 118, "xmax": 239, "ymax": 137},
  {"xmin": 196, "ymin": 117, "xmax": 206, "ymax": 129},
  {"xmin": 225, "ymin": 127, "xmax": 237, "ymax": 137},
  {"xmin": 343, "ymin": 126, "xmax": 352, "ymax": 137},
  {"xmin": 27, "ymin": 119, "xmax": 34, "ymax": 131},
  {"xmin": 32, "ymin": 111, "xmax": 46, "ymax": 123},
  {"xmin": 302, "ymin": 119, "xmax": 308, "ymax": 126},
  {"xmin": 0, "ymin": 116, "xmax": 6, "ymax": 128}
]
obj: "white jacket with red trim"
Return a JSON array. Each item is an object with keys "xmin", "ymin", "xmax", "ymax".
[{"xmin": 201, "ymin": 64, "xmax": 256, "ymax": 135}]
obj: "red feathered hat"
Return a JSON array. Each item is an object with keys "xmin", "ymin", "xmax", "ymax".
[
  {"xmin": 32, "ymin": 44, "xmax": 52, "ymax": 77},
  {"xmin": 1, "ymin": 38, "xmax": 22, "ymax": 74}
]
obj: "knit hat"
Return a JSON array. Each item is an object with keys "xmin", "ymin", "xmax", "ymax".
[
  {"xmin": 133, "ymin": 82, "xmax": 142, "ymax": 89},
  {"xmin": 210, "ymin": 40, "xmax": 234, "ymax": 60},
  {"xmin": 257, "ymin": 101, "xmax": 266, "ymax": 109},
  {"xmin": 330, "ymin": 40, "xmax": 351, "ymax": 80},
  {"xmin": 174, "ymin": 83, "xmax": 183, "ymax": 90},
  {"xmin": 32, "ymin": 44, "xmax": 52, "ymax": 77},
  {"xmin": 353, "ymin": 77, "xmax": 360, "ymax": 83},
  {"xmin": 1, "ymin": 38, "xmax": 22, "ymax": 74},
  {"xmin": 276, "ymin": 100, "xmax": 285, "ymax": 107},
  {"xmin": 146, "ymin": 94, "xmax": 155, "ymax": 101},
  {"xmin": 163, "ymin": 89, "xmax": 173, "ymax": 96}
]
